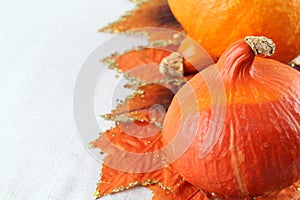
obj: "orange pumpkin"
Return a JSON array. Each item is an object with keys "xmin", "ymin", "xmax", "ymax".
[
  {"xmin": 162, "ymin": 36, "xmax": 300, "ymax": 198},
  {"xmin": 167, "ymin": 0, "xmax": 300, "ymax": 63}
]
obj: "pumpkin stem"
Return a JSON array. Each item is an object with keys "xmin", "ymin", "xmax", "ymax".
[
  {"xmin": 244, "ymin": 36, "xmax": 275, "ymax": 57},
  {"xmin": 159, "ymin": 52, "xmax": 184, "ymax": 76}
]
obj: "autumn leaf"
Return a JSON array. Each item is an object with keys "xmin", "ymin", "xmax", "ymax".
[
  {"xmin": 92, "ymin": 125, "xmax": 185, "ymax": 197},
  {"xmin": 91, "ymin": 42, "xmax": 200, "ymax": 199},
  {"xmin": 149, "ymin": 182, "xmax": 209, "ymax": 200},
  {"xmin": 99, "ymin": 0, "xmax": 183, "ymax": 34}
]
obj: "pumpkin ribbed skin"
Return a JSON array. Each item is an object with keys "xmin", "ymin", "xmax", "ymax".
[
  {"xmin": 167, "ymin": 0, "xmax": 300, "ymax": 63},
  {"xmin": 162, "ymin": 38, "xmax": 300, "ymax": 198}
]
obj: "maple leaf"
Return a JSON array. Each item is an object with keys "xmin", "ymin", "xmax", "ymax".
[
  {"xmin": 99, "ymin": 0, "xmax": 183, "ymax": 34},
  {"xmin": 92, "ymin": 124, "xmax": 186, "ymax": 197},
  {"xmin": 91, "ymin": 42, "xmax": 202, "ymax": 199},
  {"xmin": 149, "ymin": 182, "xmax": 209, "ymax": 200}
]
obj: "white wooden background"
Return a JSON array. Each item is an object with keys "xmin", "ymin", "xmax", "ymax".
[{"xmin": 0, "ymin": 0, "xmax": 152, "ymax": 199}]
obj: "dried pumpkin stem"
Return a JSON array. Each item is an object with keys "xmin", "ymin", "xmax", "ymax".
[
  {"xmin": 159, "ymin": 52, "xmax": 184, "ymax": 76},
  {"xmin": 244, "ymin": 36, "xmax": 275, "ymax": 57}
]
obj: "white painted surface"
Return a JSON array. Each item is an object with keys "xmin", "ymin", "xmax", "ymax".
[
  {"xmin": 1, "ymin": 1, "xmax": 299, "ymax": 200},
  {"xmin": 0, "ymin": 0, "xmax": 152, "ymax": 199}
]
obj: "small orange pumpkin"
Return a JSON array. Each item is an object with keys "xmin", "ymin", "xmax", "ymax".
[
  {"xmin": 162, "ymin": 36, "xmax": 300, "ymax": 198},
  {"xmin": 167, "ymin": 0, "xmax": 300, "ymax": 63}
]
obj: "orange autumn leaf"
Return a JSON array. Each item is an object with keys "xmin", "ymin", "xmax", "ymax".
[
  {"xmin": 99, "ymin": 0, "xmax": 183, "ymax": 34},
  {"xmin": 95, "ymin": 161, "xmax": 184, "ymax": 197},
  {"xmin": 109, "ymin": 83, "xmax": 176, "ymax": 118},
  {"xmin": 149, "ymin": 182, "xmax": 209, "ymax": 200},
  {"xmin": 102, "ymin": 45, "xmax": 193, "ymax": 125},
  {"xmin": 98, "ymin": 0, "xmax": 187, "ymax": 57},
  {"xmin": 103, "ymin": 47, "xmax": 185, "ymax": 125},
  {"xmin": 91, "ymin": 45, "xmax": 206, "ymax": 199},
  {"xmin": 116, "ymin": 48, "xmax": 171, "ymax": 72},
  {"xmin": 92, "ymin": 124, "xmax": 186, "ymax": 198},
  {"xmin": 92, "ymin": 121, "xmax": 213, "ymax": 199},
  {"xmin": 115, "ymin": 48, "xmax": 177, "ymax": 82},
  {"xmin": 93, "ymin": 123, "xmax": 162, "ymax": 154},
  {"xmin": 103, "ymin": 43, "xmax": 189, "ymax": 84}
]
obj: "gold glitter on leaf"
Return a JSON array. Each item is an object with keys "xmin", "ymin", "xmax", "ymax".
[
  {"xmin": 149, "ymin": 182, "xmax": 209, "ymax": 200},
  {"xmin": 99, "ymin": 0, "xmax": 183, "ymax": 34},
  {"xmin": 92, "ymin": 125, "xmax": 186, "ymax": 198},
  {"xmin": 91, "ymin": 44, "xmax": 205, "ymax": 199}
]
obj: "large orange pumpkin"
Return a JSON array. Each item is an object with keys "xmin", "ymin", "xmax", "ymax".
[
  {"xmin": 162, "ymin": 36, "xmax": 300, "ymax": 199},
  {"xmin": 167, "ymin": 0, "xmax": 300, "ymax": 63}
]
